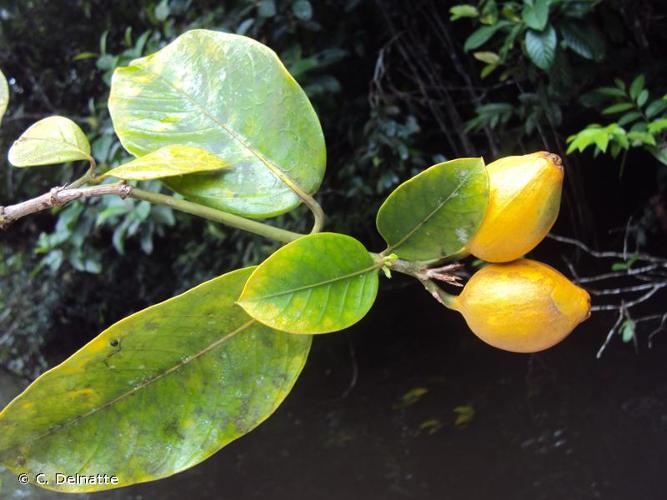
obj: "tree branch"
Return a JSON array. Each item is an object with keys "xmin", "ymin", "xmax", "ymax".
[
  {"xmin": 0, "ymin": 183, "xmax": 132, "ymax": 228},
  {"xmin": 0, "ymin": 183, "xmax": 305, "ymax": 244}
]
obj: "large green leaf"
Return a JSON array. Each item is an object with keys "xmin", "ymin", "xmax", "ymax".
[
  {"xmin": 0, "ymin": 69, "xmax": 8, "ymax": 125},
  {"xmin": 8, "ymin": 116, "xmax": 91, "ymax": 167},
  {"xmin": 376, "ymin": 158, "xmax": 488, "ymax": 262},
  {"xmin": 103, "ymin": 144, "xmax": 228, "ymax": 180},
  {"xmin": 525, "ymin": 26, "xmax": 557, "ymax": 70},
  {"xmin": 239, "ymin": 233, "xmax": 379, "ymax": 334},
  {"xmin": 0, "ymin": 267, "xmax": 311, "ymax": 492},
  {"xmin": 108, "ymin": 29, "xmax": 326, "ymax": 219}
]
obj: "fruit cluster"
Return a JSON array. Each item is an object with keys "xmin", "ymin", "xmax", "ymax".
[{"xmin": 452, "ymin": 152, "xmax": 591, "ymax": 353}]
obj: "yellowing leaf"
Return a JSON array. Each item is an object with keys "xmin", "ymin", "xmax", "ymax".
[
  {"xmin": 8, "ymin": 116, "xmax": 91, "ymax": 167},
  {"xmin": 0, "ymin": 267, "xmax": 311, "ymax": 492},
  {"xmin": 0, "ymin": 69, "xmax": 8, "ymax": 125},
  {"xmin": 103, "ymin": 144, "xmax": 229, "ymax": 180},
  {"xmin": 109, "ymin": 30, "xmax": 326, "ymax": 218}
]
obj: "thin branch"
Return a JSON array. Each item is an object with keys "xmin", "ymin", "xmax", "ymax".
[
  {"xmin": 0, "ymin": 183, "xmax": 305, "ymax": 244},
  {"xmin": 596, "ymin": 304, "xmax": 625, "ymax": 359},
  {"xmin": 548, "ymin": 233, "xmax": 667, "ymax": 264}
]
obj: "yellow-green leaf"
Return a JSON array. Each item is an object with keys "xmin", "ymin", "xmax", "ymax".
[
  {"xmin": 0, "ymin": 267, "xmax": 311, "ymax": 492},
  {"xmin": 109, "ymin": 29, "xmax": 326, "ymax": 218},
  {"xmin": 0, "ymin": 69, "xmax": 8, "ymax": 126},
  {"xmin": 239, "ymin": 233, "xmax": 380, "ymax": 334},
  {"xmin": 103, "ymin": 144, "xmax": 229, "ymax": 180},
  {"xmin": 8, "ymin": 116, "xmax": 91, "ymax": 167}
]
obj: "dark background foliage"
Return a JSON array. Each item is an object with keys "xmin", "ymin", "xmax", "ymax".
[{"xmin": 0, "ymin": 0, "xmax": 665, "ymax": 378}]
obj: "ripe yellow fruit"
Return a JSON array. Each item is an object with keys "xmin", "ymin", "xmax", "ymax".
[
  {"xmin": 467, "ymin": 151, "xmax": 564, "ymax": 263},
  {"xmin": 450, "ymin": 259, "xmax": 591, "ymax": 353}
]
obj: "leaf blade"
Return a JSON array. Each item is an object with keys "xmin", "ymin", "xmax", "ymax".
[
  {"xmin": 239, "ymin": 233, "xmax": 379, "ymax": 334},
  {"xmin": 8, "ymin": 116, "xmax": 91, "ymax": 167},
  {"xmin": 0, "ymin": 69, "xmax": 8, "ymax": 125},
  {"xmin": 376, "ymin": 158, "xmax": 489, "ymax": 262},
  {"xmin": 0, "ymin": 267, "xmax": 311, "ymax": 492},
  {"xmin": 103, "ymin": 144, "xmax": 229, "ymax": 180},
  {"xmin": 525, "ymin": 26, "xmax": 557, "ymax": 71},
  {"xmin": 108, "ymin": 29, "xmax": 326, "ymax": 218}
]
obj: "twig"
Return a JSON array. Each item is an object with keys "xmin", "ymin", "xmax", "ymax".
[
  {"xmin": 548, "ymin": 233, "xmax": 667, "ymax": 264},
  {"xmin": 0, "ymin": 183, "xmax": 305, "ymax": 244}
]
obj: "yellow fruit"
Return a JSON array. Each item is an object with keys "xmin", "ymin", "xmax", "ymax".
[
  {"xmin": 467, "ymin": 151, "xmax": 564, "ymax": 263},
  {"xmin": 450, "ymin": 259, "xmax": 590, "ymax": 353}
]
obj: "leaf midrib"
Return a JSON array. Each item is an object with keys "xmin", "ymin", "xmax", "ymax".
[
  {"xmin": 2, "ymin": 319, "xmax": 256, "ymax": 451},
  {"xmin": 242, "ymin": 264, "xmax": 379, "ymax": 302},
  {"xmin": 131, "ymin": 63, "xmax": 307, "ymax": 198}
]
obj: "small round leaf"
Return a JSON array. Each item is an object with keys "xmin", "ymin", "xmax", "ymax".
[
  {"xmin": 239, "ymin": 233, "xmax": 379, "ymax": 334},
  {"xmin": 8, "ymin": 116, "xmax": 91, "ymax": 167}
]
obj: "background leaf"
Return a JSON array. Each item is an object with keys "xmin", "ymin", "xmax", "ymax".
[
  {"xmin": 0, "ymin": 267, "xmax": 311, "ymax": 492},
  {"xmin": 522, "ymin": 0, "xmax": 550, "ymax": 31},
  {"xmin": 109, "ymin": 29, "xmax": 326, "ymax": 219},
  {"xmin": 103, "ymin": 144, "xmax": 229, "ymax": 180},
  {"xmin": 559, "ymin": 21, "xmax": 605, "ymax": 60},
  {"xmin": 239, "ymin": 233, "xmax": 379, "ymax": 334},
  {"xmin": 376, "ymin": 158, "xmax": 489, "ymax": 261},
  {"xmin": 0, "ymin": 69, "xmax": 8, "ymax": 125},
  {"xmin": 450, "ymin": 4, "xmax": 479, "ymax": 21},
  {"xmin": 525, "ymin": 26, "xmax": 557, "ymax": 70},
  {"xmin": 8, "ymin": 116, "xmax": 91, "ymax": 167},
  {"xmin": 463, "ymin": 22, "xmax": 509, "ymax": 52}
]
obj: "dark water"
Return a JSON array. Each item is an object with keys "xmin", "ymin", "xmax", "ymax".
[{"xmin": 3, "ymin": 278, "xmax": 667, "ymax": 500}]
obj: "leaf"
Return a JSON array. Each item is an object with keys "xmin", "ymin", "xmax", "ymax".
[
  {"xmin": 615, "ymin": 112, "xmax": 641, "ymax": 128},
  {"xmin": 647, "ymin": 145, "xmax": 667, "ymax": 166},
  {"xmin": 596, "ymin": 86, "xmax": 626, "ymax": 98},
  {"xmin": 629, "ymin": 75, "xmax": 645, "ymax": 101},
  {"xmin": 627, "ymin": 131, "xmax": 656, "ymax": 146},
  {"xmin": 463, "ymin": 22, "xmax": 509, "ymax": 52},
  {"xmin": 109, "ymin": 29, "xmax": 326, "ymax": 219},
  {"xmin": 103, "ymin": 145, "xmax": 229, "ymax": 181},
  {"xmin": 620, "ymin": 319, "xmax": 635, "ymax": 343},
  {"xmin": 522, "ymin": 0, "xmax": 550, "ymax": 31},
  {"xmin": 376, "ymin": 158, "xmax": 489, "ymax": 261},
  {"xmin": 559, "ymin": 21, "xmax": 605, "ymax": 60},
  {"xmin": 0, "ymin": 267, "xmax": 311, "ymax": 492},
  {"xmin": 292, "ymin": 0, "xmax": 313, "ymax": 21},
  {"xmin": 8, "ymin": 116, "xmax": 91, "ymax": 167},
  {"xmin": 648, "ymin": 119, "xmax": 667, "ymax": 135},
  {"xmin": 450, "ymin": 4, "xmax": 479, "ymax": 21},
  {"xmin": 601, "ymin": 102, "xmax": 635, "ymax": 115},
  {"xmin": 257, "ymin": 0, "xmax": 277, "ymax": 17},
  {"xmin": 0, "ymin": 69, "xmax": 8, "ymax": 125},
  {"xmin": 525, "ymin": 26, "xmax": 557, "ymax": 70},
  {"xmin": 239, "ymin": 233, "xmax": 379, "ymax": 334},
  {"xmin": 646, "ymin": 99, "xmax": 667, "ymax": 119},
  {"xmin": 637, "ymin": 89, "xmax": 649, "ymax": 107},
  {"xmin": 473, "ymin": 51, "xmax": 500, "ymax": 64}
]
